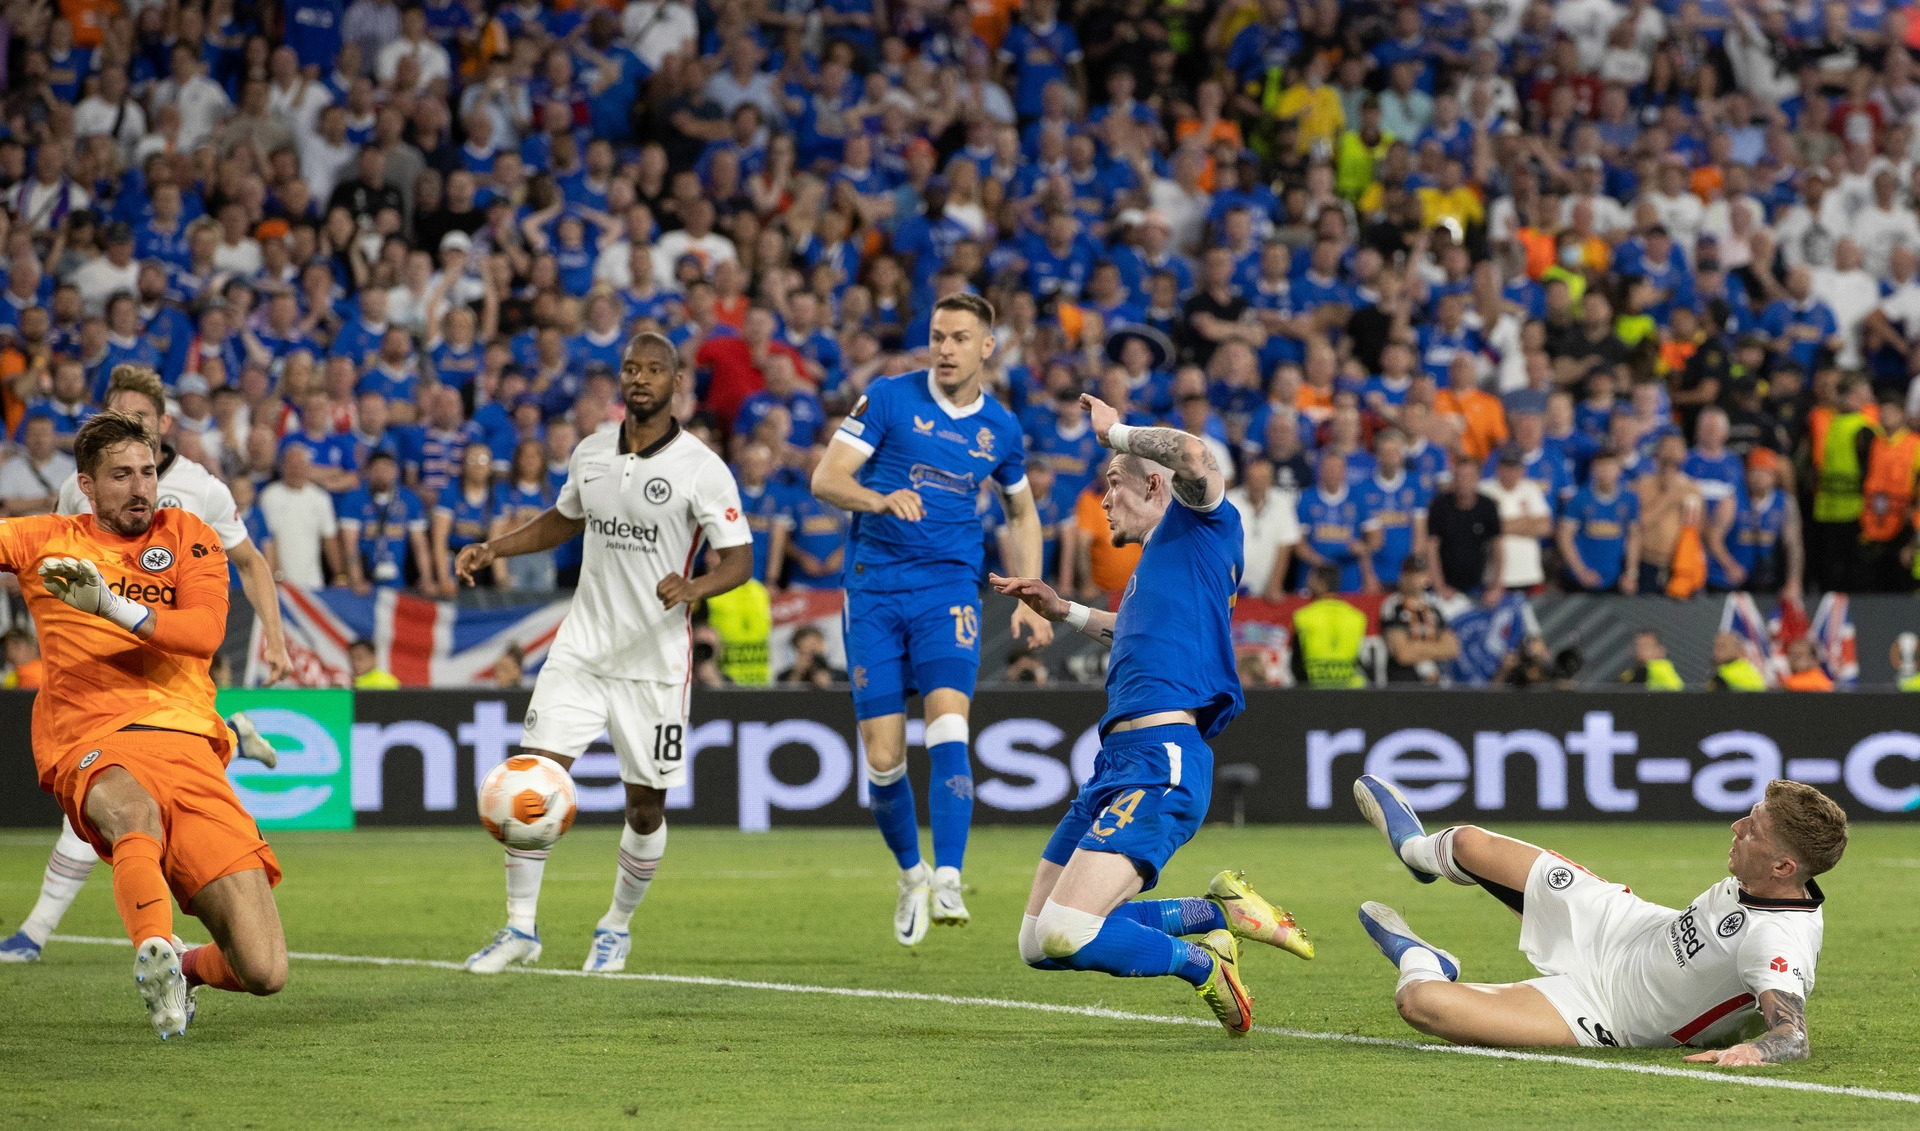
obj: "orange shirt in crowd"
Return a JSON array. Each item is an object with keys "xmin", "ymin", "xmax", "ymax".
[
  {"xmin": 4, "ymin": 657, "xmax": 43, "ymax": 689},
  {"xmin": 0, "ymin": 509, "xmax": 231, "ymax": 785},
  {"xmin": 1435, "ymin": 385, "xmax": 1509, "ymax": 463},
  {"xmin": 60, "ymin": 0, "xmax": 120, "ymax": 48},
  {"xmin": 970, "ymin": 0, "xmax": 1022, "ymax": 51},
  {"xmin": 1783, "ymin": 667, "xmax": 1834, "ymax": 691},
  {"xmin": 1075, "ymin": 486, "xmax": 1142, "ymax": 596}
]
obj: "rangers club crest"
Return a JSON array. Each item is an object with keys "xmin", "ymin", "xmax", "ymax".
[{"xmin": 140, "ymin": 547, "xmax": 174, "ymax": 572}]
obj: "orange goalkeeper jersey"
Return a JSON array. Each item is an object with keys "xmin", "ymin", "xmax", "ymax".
[{"xmin": 0, "ymin": 509, "xmax": 231, "ymax": 787}]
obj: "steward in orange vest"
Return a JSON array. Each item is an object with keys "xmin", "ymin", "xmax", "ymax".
[{"xmin": 1862, "ymin": 400, "xmax": 1920, "ymax": 591}]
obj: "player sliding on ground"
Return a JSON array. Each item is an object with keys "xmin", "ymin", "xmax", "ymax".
[
  {"xmin": 1, "ymin": 365, "xmax": 288, "ymax": 963},
  {"xmin": 454, "ymin": 331, "xmax": 753, "ymax": 974},
  {"xmin": 811, "ymin": 292, "xmax": 1052, "ymax": 946},
  {"xmin": 991, "ymin": 397, "xmax": 1313, "ymax": 1035},
  {"xmin": 0, "ymin": 412, "xmax": 290, "ymax": 1038},
  {"xmin": 1353, "ymin": 774, "xmax": 1846, "ymax": 1061}
]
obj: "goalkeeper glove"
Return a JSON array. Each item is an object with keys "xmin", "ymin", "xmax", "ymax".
[{"xmin": 37, "ymin": 556, "xmax": 153, "ymax": 634}]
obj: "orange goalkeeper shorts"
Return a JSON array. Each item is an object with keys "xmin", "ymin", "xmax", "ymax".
[{"xmin": 52, "ymin": 728, "xmax": 283, "ymax": 911}]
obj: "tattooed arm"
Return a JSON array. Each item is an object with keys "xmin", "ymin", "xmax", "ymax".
[
  {"xmin": 988, "ymin": 574, "xmax": 1116, "ymax": 646},
  {"xmin": 1081, "ymin": 395, "xmax": 1227, "ymax": 509},
  {"xmin": 1681, "ymin": 990, "xmax": 1809, "ymax": 1066}
]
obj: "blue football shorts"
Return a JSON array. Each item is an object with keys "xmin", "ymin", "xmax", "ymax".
[
  {"xmin": 843, "ymin": 586, "xmax": 982, "ymax": 719},
  {"xmin": 1041, "ymin": 723, "xmax": 1213, "ymax": 892}
]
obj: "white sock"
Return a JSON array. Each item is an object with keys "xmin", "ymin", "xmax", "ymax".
[
  {"xmin": 902, "ymin": 860, "xmax": 931, "ymax": 884},
  {"xmin": 598, "ymin": 823, "xmax": 666, "ymax": 932},
  {"xmin": 1018, "ymin": 913, "xmax": 1046, "ymax": 966},
  {"xmin": 1399, "ymin": 827, "xmax": 1477, "ymax": 886},
  {"xmin": 20, "ymin": 821, "xmax": 99, "ymax": 946},
  {"xmin": 1395, "ymin": 946, "xmax": 1448, "ymax": 994},
  {"xmin": 934, "ymin": 865, "xmax": 961, "ymax": 888},
  {"xmin": 504, "ymin": 847, "xmax": 548, "ymax": 934}
]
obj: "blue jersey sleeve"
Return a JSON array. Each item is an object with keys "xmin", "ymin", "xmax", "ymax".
[
  {"xmin": 992, "ymin": 416, "xmax": 1029, "ymax": 493},
  {"xmin": 834, "ymin": 380, "xmax": 894, "ymax": 457}
]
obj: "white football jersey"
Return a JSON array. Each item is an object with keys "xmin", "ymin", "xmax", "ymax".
[
  {"xmin": 1600, "ymin": 878, "xmax": 1824, "ymax": 1048},
  {"xmin": 58, "ymin": 445, "xmax": 249, "ymax": 550},
  {"xmin": 550, "ymin": 422, "xmax": 750, "ymax": 683}
]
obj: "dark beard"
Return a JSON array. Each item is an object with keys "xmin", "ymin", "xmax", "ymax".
[{"xmin": 100, "ymin": 506, "xmax": 154, "ymax": 537}]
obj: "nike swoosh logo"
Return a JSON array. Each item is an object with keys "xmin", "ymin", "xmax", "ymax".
[{"xmin": 136, "ymin": 899, "xmax": 163, "ymax": 909}]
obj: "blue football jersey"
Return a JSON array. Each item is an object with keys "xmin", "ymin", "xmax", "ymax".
[
  {"xmin": 834, "ymin": 371, "xmax": 1029, "ymax": 593},
  {"xmin": 1359, "ymin": 472, "xmax": 1427, "ymax": 585},
  {"xmin": 1102, "ymin": 494, "xmax": 1245, "ymax": 739}
]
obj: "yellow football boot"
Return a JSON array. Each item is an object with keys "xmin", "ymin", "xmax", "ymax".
[
  {"xmin": 1206, "ymin": 870, "xmax": 1315, "ymax": 960},
  {"xmin": 1193, "ymin": 929, "xmax": 1253, "ymax": 1036}
]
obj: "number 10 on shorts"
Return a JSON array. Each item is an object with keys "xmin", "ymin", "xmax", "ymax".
[{"xmin": 653, "ymin": 724, "xmax": 683, "ymax": 763}]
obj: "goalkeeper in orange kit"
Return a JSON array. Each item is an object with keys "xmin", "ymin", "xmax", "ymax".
[{"xmin": 0, "ymin": 412, "xmax": 287, "ymax": 1039}]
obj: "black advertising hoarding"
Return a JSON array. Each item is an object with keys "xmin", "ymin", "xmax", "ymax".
[
  {"xmin": 4, "ymin": 690, "xmax": 1916, "ymax": 827},
  {"xmin": 346, "ymin": 689, "xmax": 1920, "ymax": 827}
]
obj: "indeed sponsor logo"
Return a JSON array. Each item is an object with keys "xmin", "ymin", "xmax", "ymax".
[
  {"xmin": 587, "ymin": 515, "xmax": 660, "ymax": 545},
  {"xmin": 109, "ymin": 576, "xmax": 176, "ymax": 605},
  {"xmin": 1306, "ymin": 712, "xmax": 1920, "ymax": 814}
]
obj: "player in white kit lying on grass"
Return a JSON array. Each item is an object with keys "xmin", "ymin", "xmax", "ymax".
[{"xmin": 1353, "ymin": 774, "xmax": 1847, "ymax": 1063}]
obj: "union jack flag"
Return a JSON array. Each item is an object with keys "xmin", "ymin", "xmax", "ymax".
[
  {"xmin": 1808, "ymin": 592, "xmax": 1859, "ymax": 688},
  {"xmin": 246, "ymin": 583, "xmax": 571, "ymax": 688},
  {"xmin": 1717, "ymin": 593, "xmax": 1783, "ymax": 687}
]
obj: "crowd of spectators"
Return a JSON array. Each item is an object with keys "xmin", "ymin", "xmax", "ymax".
[{"xmin": 6, "ymin": 0, "xmax": 1920, "ymax": 639}]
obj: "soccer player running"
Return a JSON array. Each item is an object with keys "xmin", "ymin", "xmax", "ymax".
[
  {"xmin": 454, "ymin": 332, "xmax": 753, "ymax": 974},
  {"xmin": 0, "ymin": 411, "xmax": 289, "ymax": 1037},
  {"xmin": 1353, "ymin": 774, "xmax": 1846, "ymax": 1060},
  {"xmin": 991, "ymin": 397, "xmax": 1314, "ymax": 1035},
  {"xmin": 2, "ymin": 365, "xmax": 291, "ymax": 963},
  {"xmin": 811, "ymin": 293, "xmax": 1053, "ymax": 946}
]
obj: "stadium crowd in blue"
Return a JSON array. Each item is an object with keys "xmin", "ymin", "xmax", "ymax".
[{"xmin": 3, "ymin": 0, "xmax": 1920, "ymax": 620}]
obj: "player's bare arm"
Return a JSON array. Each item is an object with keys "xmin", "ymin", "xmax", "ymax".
[
  {"xmin": 811, "ymin": 437, "xmax": 924, "ymax": 521},
  {"xmin": 229, "ymin": 538, "xmax": 291, "ymax": 684},
  {"xmin": 457, "ymin": 506, "xmax": 589, "ymax": 584},
  {"xmin": 1082, "ymin": 394, "xmax": 1225, "ymax": 508},
  {"xmin": 997, "ymin": 485, "xmax": 1055, "ymax": 648},
  {"xmin": 657, "ymin": 542, "xmax": 754, "ymax": 610},
  {"xmin": 1683, "ymin": 989, "xmax": 1809, "ymax": 1066},
  {"xmin": 989, "ymin": 573, "xmax": 1114, "ymax": 646}
]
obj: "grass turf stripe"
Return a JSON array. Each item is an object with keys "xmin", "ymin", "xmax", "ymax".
[{"xmin": 50, "ymin": 933, "xmax": 1920, "ymax": 1106}]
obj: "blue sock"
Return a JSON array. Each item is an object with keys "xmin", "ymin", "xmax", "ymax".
[
  {"xmin": 927, "ymin": 740, "xmax": 972, "ymax": 870},
  {"xmin": 1060, "ymin": 915, "xmax": 1217, "ymax": 985},
  {"xmin": 868, "ymin": 775, "xmax": 922, "ymax": 870},
  {"xmin": 1107, "ymin": 898, "xmax": 1228, "ymax": 938}
]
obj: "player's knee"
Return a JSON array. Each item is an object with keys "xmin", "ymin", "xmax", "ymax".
[
  {"xmin": 625, "ymin": 796, "xmax": 666, "ymax": 835},
  {"xmin": 98, "ymin": 797, "xmax": 163, "ymax": 843},
  {"xmin": 1393, "ymin": 981, "xmax": 1448, "ymax": 1034},
  {"xmin": 1035, "ymin": 900, "xmax": 1104, "ymax": 962},
  {"xmin": 237, "ymin": 950, "xmax": 288, "ymax": 996},
  {"xmin": 925, "ymin": 713, "xmax": 968, "ymax": 754}
]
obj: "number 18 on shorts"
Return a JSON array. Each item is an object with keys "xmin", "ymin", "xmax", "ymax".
[{"xmin": 521, "ymin": 661, "xmax": 690, "ymax": 788}]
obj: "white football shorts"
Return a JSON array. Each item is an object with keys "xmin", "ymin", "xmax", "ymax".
[
  {"xmin": 520, "ymin": 659, "xmax": 691, "ymax": 789},
  {"xmin": 1518, "ymin": 851, "xmax": 1672, "ymax": 1048}
]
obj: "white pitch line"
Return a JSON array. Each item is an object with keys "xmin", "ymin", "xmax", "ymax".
[{"xmin": 48, "ymin": 934, "xmax": 1920, "ymax": 1107}]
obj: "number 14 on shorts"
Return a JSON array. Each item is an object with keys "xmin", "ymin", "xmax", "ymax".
[{"xmin": 1091, "ymin": 790, "xmax": 1146, "ymax": 838}]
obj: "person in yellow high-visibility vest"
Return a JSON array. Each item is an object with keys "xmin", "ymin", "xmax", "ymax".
[
  {"xmin": 1810, "ymin": 375, "xmax": 1880, "ymax": 592},
  {"xmin": 1289, "ymin": 564, "xmax": 1368, "ymax": 688},
  {"xmin": 1620, "ymin": 630, "xmax": 1684, "ymax": 689},
  {"xmin": 1709, "ymin": 632, "xmax": 1768, "ymax": 690}
]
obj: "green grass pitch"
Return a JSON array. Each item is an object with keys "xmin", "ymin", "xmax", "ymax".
[{"xmin": 3, "ymin": 822, "xmax": 1919, "ymax": 1128}]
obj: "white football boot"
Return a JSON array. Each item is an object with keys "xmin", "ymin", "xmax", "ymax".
[
  {"xmin": 582, "ymin": 929, "xmax": 631, "ymax": 973},
  {"xmin": 930, "ymin": 866, "xmax": 970, "ymax": 926},
  {"xmin": 134, "ymin": 937, "xmax": 189, "ymax": 1039},
  {"xmin": 227, "ymin": 712, "xmax": 279, "ymax": 769},
  {"xmin": 465, "ymin": 926, "xmax": 542, "ymax": 973},
  {"xmin": 894, "ymin": 863, "xmax": 933, "ymax": 947}
]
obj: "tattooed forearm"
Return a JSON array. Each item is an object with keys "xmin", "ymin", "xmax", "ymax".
[
  {"xmin": 1124, "ymin": 427, "xmax": 1217, "ymax": 505},
  {"xmin": 1751, "ymin": 991, "xmax": 1809, "ymax": 1062}
]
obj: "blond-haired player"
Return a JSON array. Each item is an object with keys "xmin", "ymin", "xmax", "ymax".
[
  {"xmin": 0, "ymin": 411, "xmax": 289, "ymax": 1037},
  {"xmin": 2, "ymin": 366, "xmax": 290, "ymax": 963},
  {"xmin": 1354, "ymin": 774, "xmax": 1847, "ymax": 1062}
]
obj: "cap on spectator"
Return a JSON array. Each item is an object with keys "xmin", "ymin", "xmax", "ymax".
[
  {"xmin": 1734, "ymin": 332, "xmax": 1767, "ymax": 351},
  {"xmin": 1747, "ymin": 447, "xmax": 1781, "ymax": 472},
  {"xmin": 1575, "ymin": 154, "xmax": 1603, "ymax": 170},
  {"xmin": 1115, "ymin": 209, "xmax": 1147, "ymax": 228},
  {"xmin": 1645, "ymin": 224, "xmax": 1669, "ymax": 238},
  {"xmin": 440, "ymin": 230, "xmax": 472, "ymax": 253},
  {"xmin": 255, "ymin": 218, "xmax": 290, "ymax": 242},
  {"xmin": 1496, "ymin": 444, "xmax": 1527, "ymax": 467},
  {"xmin": 1104, "ymin": 323, "xmax": 1174, "ymax": 369},
  {"xmin": 176, "ymin": 373, "xmax": 210, "ymax": 396},
  {"xmin": 511, "ymin": 393, "xmax": 542, "ymax": 413},
  {"xmin": 1497, "ymin": 120, "xmax": 1522, "ymax": 137},
  {"xmin": 104, "ymin": 221, "xmax": 133, "ymax": 245}
]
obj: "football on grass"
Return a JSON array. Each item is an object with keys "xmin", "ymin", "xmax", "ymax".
[{"xmin": 479, "ymin": 755, "xmax": 578, "ymax": 850}]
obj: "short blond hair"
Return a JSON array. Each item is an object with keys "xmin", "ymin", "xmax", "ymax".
[
  {"xmin": 105, "ymin": 364, "xmax": 167, "ymax": 420},
  {"xmin": 1765, "ymin": 780, "xmax": 1849, "ymax": 878}
]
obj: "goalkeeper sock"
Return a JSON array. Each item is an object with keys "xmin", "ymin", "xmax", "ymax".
[
  {"xmin": 108, "ymin": 832, "xmax": 172, "ymax": 948},
  {"xmin": 1107, "ymin": 898, "xmax": 1228, "ymax": 937},
  {"xmin": 1398, "ymin": 827, "xmax": 1478, "ymax": 886},
  {"xmin": 925, "ymin": 715, "xmax": 972, "ymax": 872},
  {"xmin": 598, "ymin": 822, "xmax": 665, "ymax": 932},
  {"xmin": 504, "ymin": 847, "xmax": 547, "ymax": 934},
  {"xmin": 866, "ymin": 760, "xmax": 922, "ymax": 870},
  {"xmin": 20, "ymin": 821, "xmax": 98, "ymax": 946},
  {"xmin": 1395, "ymin": 946, "xmax": 1449, "ymax": 994},
  {"xmin": 182, "ymin": 944, "xmax": 248, "ymax": 993}
]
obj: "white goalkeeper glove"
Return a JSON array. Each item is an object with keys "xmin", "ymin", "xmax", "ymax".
[{"xmin": 37, "ymin": 556, "xmax": 152, "ymax": 634}]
